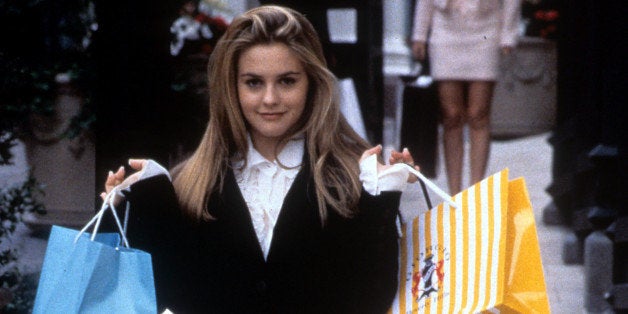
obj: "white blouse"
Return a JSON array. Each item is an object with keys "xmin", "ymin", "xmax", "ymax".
[
  {"xmin": 129, "ymin": 137, "xmax": 410, "ymax": 261},
  {"xmin": 232, "ymin": 137, "xmax": 409, "ymax": 260}
]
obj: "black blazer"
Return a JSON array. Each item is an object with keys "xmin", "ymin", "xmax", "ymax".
[{"xmin": 115, "ymin": 161, "xmax": 401, "ymax": 314}]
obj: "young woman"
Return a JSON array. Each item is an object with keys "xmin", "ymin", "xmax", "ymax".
[
  {"xmin": 411, "ymin": 0, "xmax": 521, "ymax": 194},
  {"xmin": 103, "ymin": 6, "xmax": 418, "ymax": 313}
]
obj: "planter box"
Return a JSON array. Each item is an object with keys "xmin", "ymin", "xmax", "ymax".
[{"xmin": 22, "ymin": 82, "xmax": 95, "ymax": 231}]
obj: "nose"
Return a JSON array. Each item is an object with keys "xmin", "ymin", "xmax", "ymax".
[{"xmin": 262, "ymin": 85, "xmax": 278, "ymax": 106}]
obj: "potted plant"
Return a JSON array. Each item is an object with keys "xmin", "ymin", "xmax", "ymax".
[{"xmin": 1, "ymin": 0, "xmax": 97, "ymax": 162}]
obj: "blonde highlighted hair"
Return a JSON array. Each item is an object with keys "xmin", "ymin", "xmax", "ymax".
[{"xmin": 172, "ymin": 5, "xmax": 370, "ymax": 222}]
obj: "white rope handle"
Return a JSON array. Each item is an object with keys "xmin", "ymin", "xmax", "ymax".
[
  {"xmin": 402, "ymin": 163, "xmax": 459, "ymax": 209},
  {"xmin": 74, "ymin": 186, "xmax": 131, "ymax": 248}
]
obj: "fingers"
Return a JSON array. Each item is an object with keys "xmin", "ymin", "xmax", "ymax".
[
  {"xmin": 100, "ymin": 159, "xmax": 148, "ymax": 202},
  {"xmin": 128, "ymin": 158, "xmax": 148, "ymax": 171},
  {"xmin": 101, "ymin": 165, "xmax": 125, "ymax": 200},
  {"xmin": 389, "ymin": 147, "xmax": 415, "ymax": 165},
  {"xmin": 113, "ymin": 165, "xmax": 125, "ymax": 182},
  {"xmin": 100, "ymin": 159, "xmax": 147, "ymax": 199},
  {"xmin": 389, "ymin": 148, "xmax": 421, "ymax": 183},
  {"xmin": 105, "ymin": 167, "xmax": 125, "ymax": 190},
  {"xmin": 411, "ymin": 41, "xmax": 426, "ymax": 61},
  {"xmin": 360, "ymin": 144, "xmax": 383, "ymax": 162}
]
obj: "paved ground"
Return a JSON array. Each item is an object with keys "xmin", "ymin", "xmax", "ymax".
[{"xmin": 3, "ymin": 122, "xmax": 586, "ymax": 312}]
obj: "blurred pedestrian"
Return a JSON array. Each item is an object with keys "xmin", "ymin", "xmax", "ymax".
[{"xmin": 411, "ymin": 0, "xmax": 521, "ymax": 194}]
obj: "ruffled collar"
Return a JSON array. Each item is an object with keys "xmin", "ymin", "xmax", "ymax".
[
  {"xmin": 233, "ymin": 135, "xmax": 304, "ymax": 181},
  {"xmin": 245, "ymin": 136, "xmax": 303, "ymax": 169}
]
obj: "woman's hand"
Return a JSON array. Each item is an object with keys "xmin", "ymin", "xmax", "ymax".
[
  {"xmin": 100, "ymin": 159, "xmax": 148, "ymax": 204},
  {"xmin": 388, "ymin": 147, "xmax": 420, "ymax": 183},
  {"xmin": 360, "ymin": 145, "xmax": 387, "ymax": 174},
  {"xmin": 501, "ymin": 46, "xmax": 513, "ymax": 55},
  {"xmin": 360, "ymin": 145, "xmax": 420, "ymax": 183},
  {"xmin": 411, "ymin": 41, "xmax": 427, "ymax": 61}
]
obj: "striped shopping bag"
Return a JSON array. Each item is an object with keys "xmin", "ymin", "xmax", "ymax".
[{"xmin": 389, "ymin": 169, "xmax": 550, "ymax": 313}]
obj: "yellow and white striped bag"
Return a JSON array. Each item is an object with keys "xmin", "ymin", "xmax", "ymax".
[{"xmin": 389, "ymin": 169, "xmax": 550, "ymax": 313}]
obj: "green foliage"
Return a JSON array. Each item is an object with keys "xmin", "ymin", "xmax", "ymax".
[
  {"xmin": 0, "ymin": 177, "xmax": 46, "ymax": 312},
  {"xmin": 0, "ymin": 62, "xmax": 58, "ymax": 166},
  {"xmin": 0, "ymin": 0, "xmax": 97, "ymax": 165},
  {"xmin": 0, "ymin": 132, "xmax": 18, "ymax": 166}
]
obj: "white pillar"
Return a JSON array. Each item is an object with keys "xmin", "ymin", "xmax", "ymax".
[
  {"xmin": 382, "ymin": 0, "xmax": 416, "ymax": 152},
  {"xmin": 383, "ymin": 0, "xmax": 415, "ymax": 76}
]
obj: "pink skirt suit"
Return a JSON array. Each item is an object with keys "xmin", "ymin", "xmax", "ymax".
[{"xmin": 412, "ymin": 0, "xmax": 521, "ymax": 81}]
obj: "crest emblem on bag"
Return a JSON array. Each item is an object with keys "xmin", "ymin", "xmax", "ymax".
[{"xmin": 411, "ymin": 253, "xmax": 445, "ymax": 302}]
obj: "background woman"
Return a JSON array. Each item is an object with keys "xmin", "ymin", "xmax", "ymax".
[{"xmin": 411, "ymin": 0, "xmax": 521, "ymax": 194}]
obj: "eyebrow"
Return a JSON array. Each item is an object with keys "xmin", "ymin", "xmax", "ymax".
[{"xmin": 239, "ymin": 71, "xmax": 303, "ymax": 78}]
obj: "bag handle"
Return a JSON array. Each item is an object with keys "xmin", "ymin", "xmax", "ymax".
[
  {"xmin": 74, "ymin": 186, "xmax": 131, "ymax": 248},
  {"xmin": 418, "ymin": 179, "xmax": 433, "ymax": 211},
  {"xmin": 401, "ymin": 163, "xmax": 458, "ymax": 209}
]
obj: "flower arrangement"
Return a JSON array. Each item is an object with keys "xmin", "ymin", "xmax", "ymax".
[
  {"xmin": 169, "ymin": 0, "xmax": 232, "ymax": 57},
  {"xmin": 522, "ymin": 0, "xmax": 559, "ymax": 40},
  {"xmin": 529, "ymin": 9, "xmax": 559, "ymax": 39}
]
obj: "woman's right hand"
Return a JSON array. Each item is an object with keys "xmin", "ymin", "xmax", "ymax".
[
  {"xmin": 360, "ymin": 145, "xmax": 420, "ymax": 183},
  {"xmin": 100, "ymin": 159, "xmax": 148, "ymax": 204},
  {"xmin": 411, "ymin": 41, "xmax": 427, "ymax": 61}
]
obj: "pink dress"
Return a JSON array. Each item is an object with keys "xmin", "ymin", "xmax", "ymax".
[{"xmin": 412, "ymin": 0, "xmax": 521, "ymax": 81}]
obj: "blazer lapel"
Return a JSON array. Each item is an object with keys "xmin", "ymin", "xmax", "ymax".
[
  {"xmin": 266, "ymin": 159, "xmax": 322, "ymax": 263},
  {"xmin": 219, "ymin": 168, "xmax": 266, "ymax": 264},
  {"xmin": 217, "ymin": 151, "xmax": 320, "ymax": 264}
]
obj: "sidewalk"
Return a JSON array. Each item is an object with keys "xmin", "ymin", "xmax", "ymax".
[{"xmin": 385, "ymin": 123, "xmax": 586, "ymax": 313}]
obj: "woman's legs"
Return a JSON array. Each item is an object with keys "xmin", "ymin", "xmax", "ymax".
[
  {"xmin": 437, "ymin": 81, "xmax": 466, "ymax": 194},
  {"xmin": 466, "ymin": 81, "xmax": 495, "ymax": 186}
]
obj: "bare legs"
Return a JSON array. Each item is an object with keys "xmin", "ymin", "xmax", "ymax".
[
  {"xmin": 437, "ymin": 80, "xmax": 495, "ymax": 194},
  {"xmin": 467, "ymin": 81, "xmax": 494, "ymax": 188},
  {"xmin": 438, "ymin": 81, "xmax": 465, "ymax": 195}
]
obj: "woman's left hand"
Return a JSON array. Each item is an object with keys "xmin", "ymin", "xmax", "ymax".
[
  {"xmin": 388, "ymin": 147, "xmax": 420, "ymax": 183},
  {"xmin": 360, "ymin": 145, "xmax": 420, "ymax": 183}
]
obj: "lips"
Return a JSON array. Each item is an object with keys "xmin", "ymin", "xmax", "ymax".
[{"xmin": 259, "ymin": 112, "xmax": 285, "ymax": 120}]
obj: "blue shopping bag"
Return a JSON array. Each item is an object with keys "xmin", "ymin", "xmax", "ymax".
[{"xmin": 33, "ymin": 192, "xmax": 157, "ymax": 314}]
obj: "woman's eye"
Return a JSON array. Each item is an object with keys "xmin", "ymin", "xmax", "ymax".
[
  {"xmin": 280, "ymin": 77, "xmax": 296, "ymax": 85},
  {"xmin": 245, "ymin": 79, "xmax": 262, "ymax": 88}
]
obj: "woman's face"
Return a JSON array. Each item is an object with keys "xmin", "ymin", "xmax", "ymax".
[{"xmin": 237, "ymin": 43, "xmax": 309, "ymax": 149}]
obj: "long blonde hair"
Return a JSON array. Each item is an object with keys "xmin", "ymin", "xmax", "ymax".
[{"xmin": 172, "ymin": 5, "xmax": 370, "ymax": 222}]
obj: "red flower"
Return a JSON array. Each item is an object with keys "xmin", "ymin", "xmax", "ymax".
[
  {"xmin": 210, "ymin": 16, "xmax": 229, "ymax": 31},
  {"xmin": 545, "ymin": 10, "xmax": 559, "ymax": 21},
  {"xmin": 194, "ymin": 12, "xmax": 210, "ymax": 23},
  {"xmin": 534, "ymin": 9, "xmax": 559, "ymax": 22},
  {"xmin": 540, "ymin": 29, "xmax": 548, "ymax": 38}
]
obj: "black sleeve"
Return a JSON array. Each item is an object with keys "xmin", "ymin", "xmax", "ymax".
[{"xmin": 324, "ymin": 190, "xmax": 401, "ymax": 314}]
